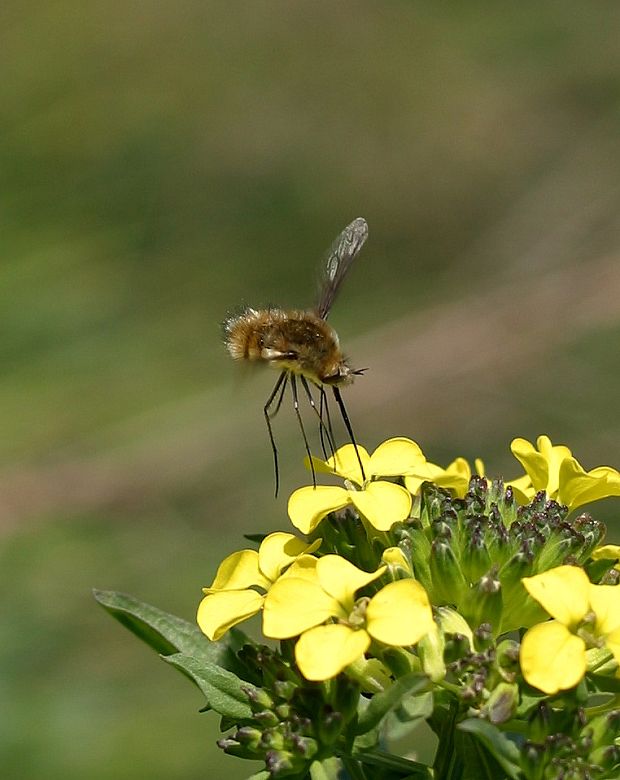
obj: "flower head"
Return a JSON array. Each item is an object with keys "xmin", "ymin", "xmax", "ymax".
[
  {"xmin": 197, "ymin": 532, "xmax": 319, "ymax": 640},
  {"xmin": 262, "ymin": 555, "xmax": 434, "ymax": 680},
  {"xmin": 511, "ymin": 435, "xmax": 620, "ymax": 510},
  {"xmin": 520, "ymin": 565, "xmax": 620, "ymax": 694},
  {"xmin": 288, "ymin": 439, "xmax": 417, "ymax": 534}
]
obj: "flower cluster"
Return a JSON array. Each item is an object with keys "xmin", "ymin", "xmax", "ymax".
[
  {"xmin": 190, "ymin": 435, "xmax": 620, "ymax": 777},
  {"xmin": 98, "ymin": 434, "xmax": 620, "ymax": 780}
]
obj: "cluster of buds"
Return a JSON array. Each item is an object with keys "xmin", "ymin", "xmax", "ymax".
[
  {"xmin": 395, "ymin": 477, "xmax": 605, "ymax": 635},
  {"xmin": 522, "ymin": 706, "xmax": 620, "ymax": 780},
  {"xmin": 218, "ymin": 644, "xmax": 360, "ymax": 778}
]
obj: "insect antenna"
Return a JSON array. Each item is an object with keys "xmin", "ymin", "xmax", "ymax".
[
  {"xmin": 299, "ymin": 376, "xmax": 336, "ymax": 461},
  {"xmin": 290, "ymin": 374, "xmax": 316, "ymax": 489},
  {"xmin": 264, "ymin": 371, "xmax": 288, "ymax": 497},
  {"xmin": 332, "ymin": 386, "xmax": 366, "ymax": 482},
  {"xmin": 318, "ymin": 386, "xmax": 337, "ymax": 461}
]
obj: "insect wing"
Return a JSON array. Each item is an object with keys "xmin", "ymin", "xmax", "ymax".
[{"xmin": 316, "ymin": 217, "xmax": 368, "ymax": 319}]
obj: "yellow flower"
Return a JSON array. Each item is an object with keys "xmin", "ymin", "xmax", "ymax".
[
  {"xmin": 197, "ymin": 532, "xmax": 319, "ymax": 640},
  {"xmin": 288, "ymin": 439, "xmax": 416, "ymax": 534},
  {"xmin": 520, "ymin": 565, "xmax": 620, "ymax": 694},
  {"xmin": 511, "ymin": 435, "xmax": 620, "ymax": 510},
  {"xmin": 262, "ymin": 555, "xmax": 434, "ymax": 681},
  {"xmin": 404, "ymin": 456, "xmax": 473, "ymax": 498}
]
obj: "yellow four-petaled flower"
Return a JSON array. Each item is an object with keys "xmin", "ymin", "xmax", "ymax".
[
  {"xmin": 520, "ymin": 565, "xmax": 620, "ymax": 694},
  {"xmin": 263, "ymin": 555, "xmax": 434, "ymax": 680},
  {"xmin": 197, "ymin": 532, "xmax": 319, "ymax": 640}
]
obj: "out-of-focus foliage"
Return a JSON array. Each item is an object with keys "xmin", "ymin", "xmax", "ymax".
[{"xmin": 1, "ymin": 2, "xmax": 620, "ymax": 778}]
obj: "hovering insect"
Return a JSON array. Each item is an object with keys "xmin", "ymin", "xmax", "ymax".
[{"xmin": 224, "ymin": 217, "xmax": 369, "ymax": 495}]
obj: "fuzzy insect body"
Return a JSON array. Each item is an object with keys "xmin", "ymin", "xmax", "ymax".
[{"xmin": 225, "ymin": 307, "xmax": 354, "ymax": 387}]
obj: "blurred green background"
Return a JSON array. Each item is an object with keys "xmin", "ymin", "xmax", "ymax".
[{"xmin": 2, "ymin": 2, "xmax": 620, "ymax": 777}]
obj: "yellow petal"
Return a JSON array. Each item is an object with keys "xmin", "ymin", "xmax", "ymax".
[
  {"xmin": 381, "ymin": 546, "xmax": 413, "ymax": 576},
  {"xmin": 604, "ymin": 627, "xmax": 620, "ymax": 667},
  {"xmin": 522, "ymin": 566, "xmax": 590, "ymax": 627},
  {"xmin": 404, "ymin": 475, "xmax": 425, "ymax": 494},
  {"xmin": 588, "ymin": 583, "xmax": 620, "ymax": 636},
  {"xmin": 368, "ymin": 438, "xmax": 426, "ymax": 477},
  {"xmin": 197, "ymin": 589, "xmax": 264, "ymax": 641},
  {"xmin": 366, "ymin": 579, "xmax": 434, "ymax": 646},
  {"xmin": 281, "ymin": 554, "xmax": 319, "ymax": 581},
  {"xmin": 435, "ymin": 457, "xmax": 471, "ymax": 498},
  {"xmin": 257, "ymin": 532, "xmax": 318, "ymax": 582},
  {"xmin": 558, "ymin": 458, "xmax": 620, "ymax": 510},
  {"xmin": 511, "ymin": 438, "xmax": 549, "ymax": 493},
  {"xmin": 288, "ymin": 485, "xmax": 350, "ymax": 534},
  {"xmin": 520, "ymin": 621, "xmax": 586, "ymax": 694},
  {"xmin": 322, "ymin": 444, "xmax": 372, "ymax": 484},
  {"xmin": 262, "ymin": 576, "xmax": 345, "ymax": 639},
  {"xmin": 316, "ymin": 555, "xmax": 385, "ymax": 607},
  {"xmin": 536, "ymin": 435, "xmax": 572, "ymax": 496},
  {"xmin": 295, "ymin": 624, "xmax": 370, "ymax": 681},
  {"xmin": 474, "ymin": 458, "xmax": 485, "ymax": 477},
  {"xmin": 205, "ymin": 549, "xmax": 269, "ymax": 592},
  {"xmin": 592, "ymin": 544, "xmax": 620, "ymax": 562},
  {"xmin": 350, "ymin": 481, "xmax": 412, "ymax": 531},
  {"xmin": 505, "ymin": 474, "xmax": 535, "ymax": 504}
]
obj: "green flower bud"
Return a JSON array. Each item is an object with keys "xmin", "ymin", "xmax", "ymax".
[
  {"xmin": 588, "ymin": 744, "xmax": 620, "ymax": 772},
  {"xmin": 483, "ymin": 682, "xmax": 518, "ymax": 725},
  {"xmin": 429, "ymin": 538, "xmax": 468, "ymax": 604},
  {"xmin": 581, "ymin": 709, "xmax": 620, "ymax": 749},
  {"xmin": 265, "ymin": 749, "xmax": 295, "ymax": 777},
  {"xmin": 289, "ymin": 734, "xmax": 318, "ymax": 760},
  {"xmin": 316, "ymin": 706, "xmax": 343, "ymax": 745},
  {"xmin": 331, "ymin": 676, "xmax": 361, "ymax": 724},
  {"xmin": 243, "ymin": 685, "xmax": 274, "ymax": 712},
  {"xmin": 273, "ymin": 679, "xmax": 297, "ymax": 702},
  {"xmin": 461, "ymin": 528, "xmax": 492, "ymax": 582},
  {"xmin": 529, "ymin": 702, "xmax": 552, "ymax": 742},
  {"xmin": 462, "ymin": 570, "xmax": 503, "ymax": 635},
  {"xmin": 235, "ymin": 726, "xmax": 263, "ymax": 747},
  {"xmin": 496, "ymin": 638, "xmax": 520, "ymax": 670},
  {"xmin": 520, "ymin": 741, "xmax": 545, "ymax": 780},
  {"xmin": 254, "ymin": 709, "xmax": 279, "ymax": 727},
  {"xmin": 261, "ymin": 728, "xmax": 285, "ymax": 750}
]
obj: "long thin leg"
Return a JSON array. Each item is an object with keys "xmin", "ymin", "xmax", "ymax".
[
  {"xmin": 264, "ymin": 372, "xmax": 288, "ymax": 497},
  {"xmin": 300, "ymin": 376, "xmax": 335, "ymax": 460},
  {"xmin": 269, "ymin": 371, "xmax": 288, "ymax": 420},
  {"xmin": 319, "ymin": 386, "xmax": 336, "ymax": 458},
  {"xmin": 291, "ymin": 374, "xmax": 316, "ymax": 488},
  {"xmin": 332, "ymin": 386, "xmax": 366, "ymax": 482}
]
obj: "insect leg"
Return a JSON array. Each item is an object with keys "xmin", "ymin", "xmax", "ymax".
[
  {"xmin": 332, "ymin": 386, "xmax": 366, "ymax": 482},
  {"xmin": 319, "ymin": 386, "xmax": 336, "ymax": 458},
  {"xmin": 290, "ymin": 374, "xmax": 316, "ymax": 488},
  {"xmin": 300, "ymin": 376, "xmax": 335, "ymax": 460},
  {"xmin": 264, "ymin": 371, "xmax": 288, "ymax": 497}
]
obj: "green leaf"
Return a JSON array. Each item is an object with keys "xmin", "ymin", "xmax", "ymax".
[
  {"xmin": 387, "ymin": 691, "xmax": 434, "ymax": 742},
  {"xmin": 246, "ymin": 772, "xmax": 271, "ymax": 780},
  {"xmin": 588, "ymin": 673, "xmax": 620, "ymax": 693},
  {"xmin": 93, "ymin": 589, "xmax": 247, "ymax": 674},
  {"xmin": 163, "ymin": 653, "xmax": 254, "ymax": 720},
  {"xmin": 457, "ymin": 719, "xmax": 521, "ymax": 780},
  {"xmin": 355, "ymin": 673, "xmax": 428, "ymax": 735},
  {"xmin": 353, "ymin": 749, "xmax": 433, "ymax": 779}
]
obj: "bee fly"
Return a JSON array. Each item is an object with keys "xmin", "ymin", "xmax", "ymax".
[{"xmin": 224, "ymin": 217, "xmax": 369, "ymax": 495}]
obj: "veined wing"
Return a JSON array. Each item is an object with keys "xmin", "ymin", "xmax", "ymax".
[{"xmin": 316, "ymin": 217, "xmax": 368, "ymax": 319}]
